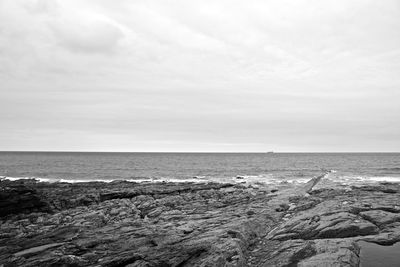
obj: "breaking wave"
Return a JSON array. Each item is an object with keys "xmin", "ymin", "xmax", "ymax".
[{"xmin": 2, "ymin": 171, "xmax": 400, "ymax": 188}]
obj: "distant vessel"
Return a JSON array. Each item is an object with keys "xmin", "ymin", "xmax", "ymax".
[{"xmin": 266, "ymin": 151, "xmax": 274, "ymax": 154}]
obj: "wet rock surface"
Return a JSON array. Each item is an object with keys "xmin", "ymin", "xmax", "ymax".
[{"xmin": 1, "ymin": 179, "xmax": 400, "ymax": 266}]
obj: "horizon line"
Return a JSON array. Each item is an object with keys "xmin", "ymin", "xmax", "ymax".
[{"xmin": 0, "ymin": 151, "xmax": 399, "ymax": 154}]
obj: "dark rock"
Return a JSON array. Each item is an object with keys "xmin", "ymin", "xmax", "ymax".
[
  {"xmin": 2, "ymin": 179, "xmax": 400, "ymax": 267},
  {"xmin": 246, "ymin": 209, "xmax": 256, "ymax": 216},
  {"xmin": 0, "ymin": 180, "xmax": 277, "ymax": 266},
  {"xmin": 99, "ymin": 252, "xmax": 144, "ymax": 267},
  {"xmin": 382, "ymin": 188, "xmax": 397, "ymax": 194},
  {"xmin": 0, "ymin": 182, "xmax": 49, "ymax": 217},
  {"xmin": 275, "ymin": 203, "xmax": 289, "ymax": 212}
]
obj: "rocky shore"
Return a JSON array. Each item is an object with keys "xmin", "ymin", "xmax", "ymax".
[{"xmin": 1, "ymin": 177, "xmax": 400, "ymax": 266}]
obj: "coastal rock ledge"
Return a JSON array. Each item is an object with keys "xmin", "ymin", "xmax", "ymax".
[{"xmin": 1, "ymin": 179, "xmax": 400, "ymax": 266}]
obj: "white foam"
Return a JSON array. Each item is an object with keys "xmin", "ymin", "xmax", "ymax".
[
  {"xmin": 4, "ymin": 176, "xmax": 217, "ymax": 184},
  {"xmin": 289, "ymin": 178, "xmax": 310, "ymax": 184},
  {"xmin": 125, "ymin": 177, "xmax": 216, "ymax": 184},
  {"xmin": 365, "ymin": 176, "xmax": 400, "ymax": 183},
  {"xmin": 316, "ymin": 175, "xmax": 400, "ymax": 190},
  {"xmin": 0, "ymin": 176, "xmax": 52, "ymax": 183},
  {"xmin": 0, "ymin": 176, "xmax": 212, "ymax": 184},
  {"xmin": 125, "ymin": 178, "xmax": 154, "ymax": 183},
  {"xmin": 334, "ymin": 175, "xmax": 400, "ymax": 184},
  {"xmin": 153, "ymin": 177, "xmax": 210, "ymax": 184},
  {"xmin": 3, "ymin": 173, "xmax": 399, "ymax": 187},
  {"xmin": 57, "ymin": 178, "xmax": 114, "ymax": 183},
  {"xmin": 0, "ymin": 176, "xmax": 118, "ymax": 184}
]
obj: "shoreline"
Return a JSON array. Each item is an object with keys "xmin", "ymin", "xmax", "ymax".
[
  {"xmin": 2, "ymin": 172, "xmax": 400, "ymax": 187},
  {"xmin": 1, "ymin": 177, "xmax": 400, "ymax": 266}
]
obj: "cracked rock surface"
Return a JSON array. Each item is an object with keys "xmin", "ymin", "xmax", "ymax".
[{"xmin": 1, "ymin": 179, "xmax": 400, "ymax": 266}]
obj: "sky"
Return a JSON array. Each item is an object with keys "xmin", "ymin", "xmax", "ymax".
[{"xmin": 0, "ymin": 0, "xmax": 400, "ymax": 152}]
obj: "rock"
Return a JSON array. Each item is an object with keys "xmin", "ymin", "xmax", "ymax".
[
  {"xmin": 269, "ymin": 210, "xmax": 379, "ymax": 241},
  {"xmin": 0, "ymin": 180, "xmax": 279, "ymax": 266},
  {"xmin": 98, "ymin": 252, "xmax": 144, "ymax": 267},
  {"xmin": 54, "ymin": 255, "xmax": 89, "ymax": 266},
  {"xmin": 109, "ymin": 208, "xmax": 120, "ymax": 216},
  {"xmin": 2, "ymin": 178, "xmax": 400, "ymax": 267},
  {"xmin": 178, "ymin": 226, "xmax": 194, "ymax": 234},
  {"xmin": 298, "ymin": 239, "xmax": 360, "ymax": 267},
  {"xmin": 147, "ymin": 207, "xmax": 164, "ymax": 218},
  {"xmin": 360, "ymin": 210, "xmax": 400, "ymax": 227},
  {"xmin": 258, "ymin": 240, "xmax": 316, "ymax": 266},
  {"xmin": 355, "ymin": 184, "xmax": 398, "ymax": 194},
  {"xmin": 0, "ymin": 182, "xmax": 48, "ymax": 217},
  {"xmin": 14, "ymin": 243, "xmax": 64, "ymax": 257},
  {"xmin": 275, "ymin": 203, "xmax": 290, "ymax": 212},
  {"xmin": 302, "ymin": 171, "xmax": 331, "ymax": 193},
  {"xmin": 246, "ymin": 209, "xmax": 256, "ymax": 216}
]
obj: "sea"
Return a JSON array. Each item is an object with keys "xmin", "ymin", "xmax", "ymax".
[{"xmin": 1, "ymin": 152, "xmax": 400, "ymax": 187}]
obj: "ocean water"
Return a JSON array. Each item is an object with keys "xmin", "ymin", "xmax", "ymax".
[
  {"xmin": 359, "ymin": 241, "xmax": 400, "ymax": 267},
  {"xmin": 0, "ymin": 152, "xmax": 400, "ymax": 186}
]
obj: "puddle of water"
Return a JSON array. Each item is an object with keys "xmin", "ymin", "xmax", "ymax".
[{"xmin": 359, "ymin": 241, "xmax": 400, "ymax": 267}]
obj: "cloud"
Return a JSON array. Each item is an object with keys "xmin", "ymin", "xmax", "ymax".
[
  {"xmin": 0, "ymin": 0, "xmax": 400, "ymax": 151},
  {"xmin": 48, "ymin": 2, "xmax": 126, "ymax": 54},
  {"xmin": 52, "ymin": 18, "xmax": 124, "ymax": 54}
]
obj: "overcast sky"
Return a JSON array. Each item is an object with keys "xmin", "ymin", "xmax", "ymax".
[{"xmin": 0, "ymin": 0, "xmax": 399, "ymax": 152}]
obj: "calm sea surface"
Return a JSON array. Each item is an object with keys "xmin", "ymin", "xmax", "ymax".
[{"xmin": 1, "ymin": 152, "xmax": 400, "ymax": 184}]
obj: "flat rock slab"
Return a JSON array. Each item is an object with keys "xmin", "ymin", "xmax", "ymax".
[
  {"xmin": 268, "ymin": 209, "xmax": 379, "ymax": 241},
  {"xmin": 360, "ymin": 210, "xmax": 400, "ymax": 227},
  {"xmin": 14, "ymin": 243, "xmax": 64, "ymax": 257}
]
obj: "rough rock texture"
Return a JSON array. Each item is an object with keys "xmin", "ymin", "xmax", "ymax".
[
  {"xmin": 0, "ymin": 180, "xmax": 278, "ymax": 267},
  {"xmin": 267, "ymin": 204, "xmax": 379, "ymax": 240},
  {"xmin": 1, "ymin": 179, "xmax": 400, "ymax": 266},
  {"xmin": 0, "ymin": 180, "xmax": 49, "ymax": 217},
  {"xmin": 248, "ymin": 183, "xmax": 400, "ymax": 266}
]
